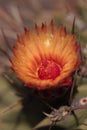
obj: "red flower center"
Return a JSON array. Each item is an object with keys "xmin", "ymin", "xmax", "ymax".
[{"xmin": 38, "ymin": 60, "xmax": 61, "ymax": 80}]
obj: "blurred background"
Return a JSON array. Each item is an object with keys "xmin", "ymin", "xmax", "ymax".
[{"xmin": 0, "ymin": 0, "xmax": 87, "ymax": 130}]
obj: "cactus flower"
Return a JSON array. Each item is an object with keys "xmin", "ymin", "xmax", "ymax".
[{"xmin": 10, "ymin": 21, "xmax": 81, "ymax": 92}]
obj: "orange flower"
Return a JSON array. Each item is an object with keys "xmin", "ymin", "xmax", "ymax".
[{"xmin": 10, "ymin": 21, "xmax": 81, "ymax": 90}]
